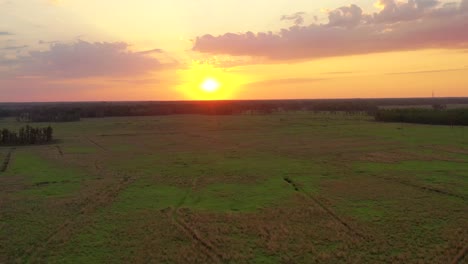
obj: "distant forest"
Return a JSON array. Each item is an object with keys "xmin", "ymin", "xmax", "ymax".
[
  {"xmin": 0, "ymin": 98, "xmax": 467, "ymax": 125},
  {"xmin": 0, "ymin": 126, "xmax": 53, "ymax": 146},
  {"xmin": 375, "ymin": 108, "xmax": 468, "ymax": 126},
  {"xmin": 0, "ymin": 99, "xmax": 380, "ymax": 119}
]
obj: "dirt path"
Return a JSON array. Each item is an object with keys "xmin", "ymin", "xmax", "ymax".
[
  {"xmin": 23, "ymin": 175, "xmax": 135, "ymax": 263},
  {"xmin": 0, "ymin": 148, "xmax": 15, "ymax": 173},
  {"xmin": 283, "ymin": 176, "xmax": 367, "ymax": 240}
]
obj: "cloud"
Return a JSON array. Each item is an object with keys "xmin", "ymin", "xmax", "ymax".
[
  {"xmin": 372, "ymin": 0, "xmax": 441, "ymax": 23},
  {"xmin": 281, "ymin": 12, "xmax": 306, "ymax": 26},
  {"xmin": 387, "ymin": 66, "xmax": 468, "ymax": 75},
  {"xmin": 461, "ymin": 0, "xmax": 468, "ymax": 11},
  {"xmin": 1, "ymin": 45, "xmax": 28, "ymax": 50},
  {"xmin": 328, "ymin": 4, "xmax": 363, "ymax": 28},
  {"xmin": 193, "ymin": 0, "xmax": 468, "ymax": 61},
  {"xmin": 244, "ymin": 78, "xmax": 328, "ymax": 89},
  {"xmin": 3, "ymin": 41, "xmax": 172, "ymax": 78},
  {"xmin": 0, "ymin": 31, "xmax": 13, "ymax": 36},
  {"xmin": 138, "ymin": 48, "xmax": 163, "ymax": 55}
]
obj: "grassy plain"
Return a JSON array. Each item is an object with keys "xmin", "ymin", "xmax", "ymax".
[{"xmin": 0, "ymin": 113, "xmax": 467, "ymax": 263}]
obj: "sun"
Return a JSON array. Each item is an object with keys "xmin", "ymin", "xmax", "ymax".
[
  {"xmin": 176, "ymin": 61, "xmax": 249, "ymax": 100},
  {"xmin": 201, "ymin": 78, "xmax": 220, "ymax": 93}
]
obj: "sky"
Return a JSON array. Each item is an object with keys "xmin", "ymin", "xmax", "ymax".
[{"xmin": 1, "ymin": 0, "xmax": 468, "ymax": 101}]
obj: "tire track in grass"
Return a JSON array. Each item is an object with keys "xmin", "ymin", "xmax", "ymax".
[
  {"xmin": 0, "ymin": 148, "xmax": 15, "ymax": 173},
  {"xmin": 55, "ymin": 145, "xmax": 64, "ymax": 157},
  {"xmin": 452, "ymin": 245, "xmax": 468, "ymax": 264},
  {"xmin": 171, "ymin": 212, "xmax": 223, "ymax": 263},
  {"xmin": 23, "ymin": 175, "xmax": 136, "ymax": 263},
  {"xmin": 283, "ymin": 176, "xmax": 368, "ymax": 240},
  {"xmin": 169, "ymin": 177, "xmax": 224, "ymax": 263},
  {"xmin": 340, "ymin": 157, "xmax": 466, "ymax": 200},
  {"xmin": 86, "ymin": 137, "xmax": 107, "ymax": 151},
  {"xmin": 380, "ymin": 176, "xmax": 466, "ymax": 201}
]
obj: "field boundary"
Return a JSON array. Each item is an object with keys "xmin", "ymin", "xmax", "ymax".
[
  {"xmin": 0, "ymin": 148, "xmax": 15, "ymax": 173},
  {"xmin": 283, "ymin": 176, "xmax": 367, "ymax": 240}
]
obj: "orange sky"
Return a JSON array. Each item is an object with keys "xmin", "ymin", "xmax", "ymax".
[{"xmin": 1, "ymin": 0, "xmax": 468, "ymax": 101}]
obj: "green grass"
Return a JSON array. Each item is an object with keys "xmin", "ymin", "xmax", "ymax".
[
  {"xmin": 7, "ymin": 150, "xmax": 89, "ymax": 197},
  {"xmin": 252, "ymin": 250, "xmax": 281, "ymax": 263},
  {"xmin": 64, "ymin": 145, "xmax": 97, "ymax": 154},
  {"xmin": 112, "ymin": 181, "xmax": 186, "ymax": 212},
  {"xmin": 338, "ymin": 200, "xmax": 388, "ymax": 222},
  {"xmin": 184, "ymin": 177, "xmax": 293, "ymax": 212},
  {"xmin": 113, "ymin": 153, "xmax": 326, "ymax": 212},
  {"xmin": 47, "ymin": 211, "xmax": 124, "ymax": 263},
  {"xmin": 0, "ymin": 114, "xmax": 467, "ymax": 263},
  {"xmin": 354, "ymin": 160, "xmax": 468, "ymax": 196}
]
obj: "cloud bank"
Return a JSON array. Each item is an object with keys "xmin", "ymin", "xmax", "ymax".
[
  {"xmin": 3, "ymin": 41, "xmax": 168, "ymax": 78},
  {"xmin": 193, "ymin": 0, "xmax": 468, "ymax": 61}
]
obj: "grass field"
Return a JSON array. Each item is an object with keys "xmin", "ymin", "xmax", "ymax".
[{"xmin": 0, "ymin": 113, "xmax": 467, "ymax": 263}]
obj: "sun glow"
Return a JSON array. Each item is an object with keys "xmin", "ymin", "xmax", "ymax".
[
  {"xmin": 176, "ymin": 61, "xmax": 249, "ymax": 100},
  {"xmin": 201, "ymin": 78, "xmax": 220, "ymax": 93}
]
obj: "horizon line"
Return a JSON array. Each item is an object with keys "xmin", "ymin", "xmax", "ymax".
[{"xmin": 1, "ymin": 96, "xmax": 468, "ymax": 104}]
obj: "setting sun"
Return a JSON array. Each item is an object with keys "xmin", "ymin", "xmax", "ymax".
[
  {"xmin": 201, "ymin": 78, "xmax": 220, "ymax": 93},
  {"xmin": 176, "ymin": 61, "xmax": 250, "ymax": 100}
]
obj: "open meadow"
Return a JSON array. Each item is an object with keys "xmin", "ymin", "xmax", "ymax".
[{"xmin": 0, "ymin": 113, "xmax": 467, "ymax": 263}]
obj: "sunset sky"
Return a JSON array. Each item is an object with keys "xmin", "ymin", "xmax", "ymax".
[{"xmin": 1, "ymin": 0, "xmax": 468, "ymax": 101}]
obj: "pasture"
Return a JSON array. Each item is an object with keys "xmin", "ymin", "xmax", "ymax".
[{"xmin": 0, "ymin": 113, "xmax": 467, "ymax": 263}]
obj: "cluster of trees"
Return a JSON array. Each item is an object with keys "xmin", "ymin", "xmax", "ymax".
[
  {"xmin": 375, "ymin": 108, "xmax": 468, "ymax": 126},
  {"xmin": 0, "ymin": 126, "xmax": 53, "ymax": 145}
]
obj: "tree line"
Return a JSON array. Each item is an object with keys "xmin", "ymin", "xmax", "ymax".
[
  {"xmin": 17, "ymin": 108, "xmax": 80, "ymax": 122},
  {"xmin": 0, "ymin": 100, "xmax": 380, "ymax": 119},
  {"xmin": 0, "ymin": 125, "xmax": 54, "ymax": 145},
  {"xmin": 374, "ymin": 108, "xmax": 468, "ymax": 126},
  {"xmin": 0, "ymin": 98, "xmax": 467, "ymax": 120}
]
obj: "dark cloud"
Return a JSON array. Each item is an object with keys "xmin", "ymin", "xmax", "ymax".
[
  {"xmin": 193, "ymin": 1, "xmax": 468, "ymax": 61},
  {"xmin": 5, "ymin": 41, "xmax": 172, "ymax": 78},
  {"xmin": 138, "ymin": 48, "xmax": 163, "ymax": 55}
]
